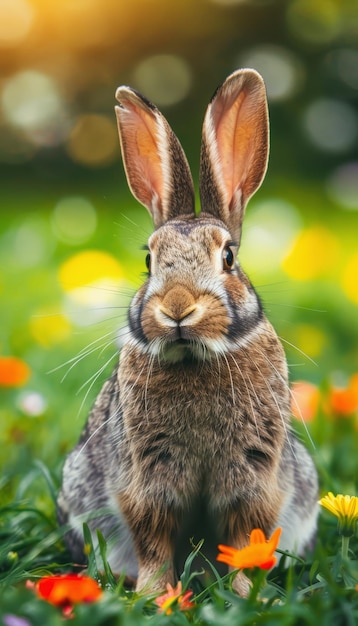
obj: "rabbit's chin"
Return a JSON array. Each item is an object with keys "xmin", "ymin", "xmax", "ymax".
[{"xmin": 144, "ymin": 336, "xmax": 227, "ymax": 364}]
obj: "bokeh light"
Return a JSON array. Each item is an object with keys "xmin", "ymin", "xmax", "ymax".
[
  {"xmin": 59, "ymin": 250, "xmax": 123, "ymax": 293},
  {"xmin": 291, "ymin": 324, "xmax": 327, "ymax": 358},
  {"xmin": 303, "ymin": 99, "xmax": 358, "ymax": 153},
  {"xmin": 326, "ymin": 48, "xmax": 358, "ymax": 90},
  {"xmin": 66, "ymin": 114, "xmax": 119, "ymax": 167},
  {"xmin": 52, "ymin": 197, "xmax": 97, "ymax": 245},
  {"xmin": 57, "ymin": 248, "xmax": 123, "ymax": 325},
  {"xmin": 326, "ymin": 163, "xmax": 358, "ymax": 211},
  {"xmin": 132, "ymin": 54, "xmax": 193, "ymax": 107},
  {"xmin": 282, "ymin": 226, "xmax": 340, "ymax": 280},
  {"xmin": 29, "ymin": 310, "xmax": 72, "ymax": 347},
  {"xmin": 1, "ymin": 70, "xmax": 69, "ymax": 146},
  {"xmin": 341, "ymin": 253, "xmax": 358, "ymax": 305},
  {"xmin": 13, "ymin": 218, "xmax": 55, "ymax": 267},
  {"xmin": 18, "ymin": 391, "xmax": 48, "ymax": 417},
  {"xmin": 0, "ymin": 0, "xmax": 35, "ymax": 47},
  {"xmin": 241, "ymin": 199, "xmax": 302, "ymax": 275},
  {"xmin": 239, "ymin": 45, "xmax": 304, "ymax": 101}
]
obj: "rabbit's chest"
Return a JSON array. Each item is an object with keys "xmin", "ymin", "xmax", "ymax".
[{"xmin": 118, "ymin": 347, "xmax": 288, "ymax": 469}]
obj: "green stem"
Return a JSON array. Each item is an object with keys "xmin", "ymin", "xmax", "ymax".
[{"xmin": 341, "ymin": 535, "xmax": 350, "ymax": 560}]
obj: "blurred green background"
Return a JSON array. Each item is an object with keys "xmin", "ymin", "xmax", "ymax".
[{"xmin": 0, "ymin": 0, "xmax": 357, "ymax": 501}]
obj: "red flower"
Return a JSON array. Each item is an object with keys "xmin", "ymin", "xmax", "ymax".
[
  {"xmin": 217, "ymin": 527, "xmax": 282, "ymax": 571},
  {"xmin": 155, "ymin": 581, "xmax": 194, "ymax": 614},
  {"xmin": 33, "ymin": 574, "xmax": 102, "ymax": 617}
]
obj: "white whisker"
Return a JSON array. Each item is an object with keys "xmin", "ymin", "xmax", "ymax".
[
  {"xmin": 228, "ymin": 352, "xmax": 262, "ymax": 446},
  {"xmin": 278, "ymin": 335, "xmax": 318, "ymax": 368},
  {"xmin": 257, "ymin": 349, "xmax": 316, "ymax": 452},
  {"xmin": 221, "ymin": 351, "xmax": 236, "ymax": 406},
  {"xmin": 76, "ymin": 351, "xmax": 119, "ymax": 415}
]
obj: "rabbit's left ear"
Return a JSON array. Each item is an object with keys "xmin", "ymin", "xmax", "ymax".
[
  {"xmin": 115, "ymin": 87, "xmax": 195, "ymax": 229},
  {"xmin": 199, "ymin": 69, "xmax": 269, "ymax": 242}
]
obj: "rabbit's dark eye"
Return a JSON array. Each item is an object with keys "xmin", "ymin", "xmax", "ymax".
[
  {"xmin": 145, "ymin": 253, "xmax": 151, "ymax": 272},
  {"xmin": 222, "ymin": 246, "xmax": 235, "ymax": 271}
]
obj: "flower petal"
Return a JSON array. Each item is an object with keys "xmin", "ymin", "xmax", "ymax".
[
  {"xmin": 36, "ymin": 574, "xmax": 102, "ymax": 606},
  {"xmin": 217, "ymin": 528, "xmax": 282, "ymax": 571}
]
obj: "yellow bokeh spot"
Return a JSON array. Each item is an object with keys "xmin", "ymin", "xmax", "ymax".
[
  {"xmin": 342, "ymin": 253, "xmax": 358, "ymax": 306},
  {"xmin": 293, "ymin": 324, "xmax": 327, "ymax": 358},
  {"xmin": 282, "ymin": 226, "xmax": 339, "ymax": 280},
  {"xmin": 58, "ymin": 250, "xmax": 123, "ymax": 292},
  {"xmin": 30, "ymin": 311, "xmax": 72, "ymax": 347}
]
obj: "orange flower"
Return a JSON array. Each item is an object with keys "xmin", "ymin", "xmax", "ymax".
[
  {"xmin": 35, "ymin": 574, "xmax": 102, "ymax": 611},
  {"xmin": 0, "ymin": 356, "xmax": 31, "ymax": 387},
  {"xmin": 291, "ymin": 380, "xmax": 320, "ymax": 422},
  {"xmin": 155, "ymin": 581, "xmax": 194, "ymax": 615},
  {"xmin": 217, "ymin": 527, "xmax": 282, "ymax": 571},
  {"xmin": 327, "ymin": 372, "xmax": 358, "ymax": 416}
]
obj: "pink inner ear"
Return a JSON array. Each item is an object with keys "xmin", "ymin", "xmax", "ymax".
[
  {"xmin": 214, "ymin": 89, "xmax": 254, "ymax": 209},
  {"xmin": 117, "ymin": 101, "xmax": 164, "ymax": 215}
]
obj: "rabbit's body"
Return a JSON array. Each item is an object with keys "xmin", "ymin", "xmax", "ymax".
[{"xmin": 58, "ymin": 69, "xmax": 318, "ymax": 595}]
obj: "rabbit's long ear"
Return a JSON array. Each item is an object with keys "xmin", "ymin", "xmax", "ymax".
[
  {"xmin": 115, "ymin": 87, "xmax": 195, "ymax": 228},
  {"xmin": 199, "ymin": 69, "xmax": 269, "ymax": 241}
]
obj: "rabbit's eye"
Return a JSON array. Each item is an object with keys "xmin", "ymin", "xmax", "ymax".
[
  {"xmin": 145, "ymin": 253, "xmax": 151, "ymax": 272},
  {"xmin": 222, "ymin": 246, "xmax": 235, "ymax": 271}
]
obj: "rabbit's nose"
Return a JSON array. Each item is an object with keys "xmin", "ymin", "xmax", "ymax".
[{"xmin": 160, "ymin": 286, "xmax": 196, "ymax": 322}]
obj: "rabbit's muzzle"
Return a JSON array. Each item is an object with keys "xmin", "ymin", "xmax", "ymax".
[{"xmin": 140, "ymin": 284, "xmax": 230, "ymax": 357}]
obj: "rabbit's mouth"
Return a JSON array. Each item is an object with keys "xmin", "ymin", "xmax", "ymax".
[
  {"xmin": 175, "ymin": 338, "xmax": 191, "ymax": 345},
  {"xmin": 156, "ymin": 334, "xmax": 218, "ymax": 364}
]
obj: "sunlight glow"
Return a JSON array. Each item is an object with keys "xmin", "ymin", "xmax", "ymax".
[{"xmin": 0, "ymin": 0, "xmax": 35, "ymax": 47}]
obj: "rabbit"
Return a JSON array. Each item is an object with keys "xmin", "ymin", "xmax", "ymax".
[{"xmin": 57, "ymin": 68, "xmax": 319, "ymax": 597}]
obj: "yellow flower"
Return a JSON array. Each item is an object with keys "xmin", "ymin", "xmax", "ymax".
[
  {"xmin": 217, "ymin": 527, "xmax": 282, "ymax": 571},
  {"xmin": 319, "ymin": 492, "xmax": 358, "ymax": 536}
]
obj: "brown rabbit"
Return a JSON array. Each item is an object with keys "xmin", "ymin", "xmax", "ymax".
[{"xmin": 58, "ymin": 69, "xmax": 318, "ymax": 596}]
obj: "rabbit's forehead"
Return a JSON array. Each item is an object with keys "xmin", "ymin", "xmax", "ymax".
[{"xmin": 148, "ymin": 222, "xmax": 231, "ymax": 259}]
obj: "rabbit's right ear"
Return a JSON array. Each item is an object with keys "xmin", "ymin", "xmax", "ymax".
[
  {"xmin": 115, "ymin": 87, "xmax": 195, "ymax": 228},
  {"xmin": 199, "ymin": 69, "xmax": 269, "ymax": 242}
]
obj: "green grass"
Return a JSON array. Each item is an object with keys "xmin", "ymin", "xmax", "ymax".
[{"xmin": 0, "ymin": 385, "xmax": 357, "ymax": 625}]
